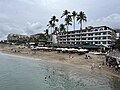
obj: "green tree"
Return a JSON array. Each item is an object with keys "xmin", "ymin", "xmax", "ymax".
[
  {"xmin": 47, "ymin": 20, "xmax": 53, "ymax": 35},
  {"xmin": 53, "ymin": 27, "xmax": 59, "ymax": 35},
  {"xmin": 115, "ymin": 39, "xmax": 120, "ymax": 50},
  {"xmin": 61, "ymin": 10, "xmax": 70, "ymax": 18},
  {"xmin": 47, "ymin": 20, "xmax": 55, "ymax": 43},
  {"xmin": 58, "ymin": 24, "xmax": 66, "ymax": 44},
  {"xmin": 77, "ymin": 11, "xmax": 87, "ymax": 45},
  {"xmin": 51, "ymin": 16, "xmax": 59, "ymax": 32},
  {"xmin": 44, "ymin": 29, "xmax": 49, "ymax": 40},
  {"xmin": 64, "ymin": 15, "xmax": 72, "ymax": 44},
  {"xmin": 59, "ymin": 24, "xmax": 66, "ymax": 33},
  {"xmin": 61, "ymin": 10, "xmax": 71, "ymax": 44},
  {"xmin": 47, "ymin": 16, "xmax": 59, "ymax": 43},
  {"xmin": 45, "ymin": 29, "xmax": 49, "ymax": 36},
  {"xmin": 72, "ymin": 11, "xmax": 77, "ymax": 45},
  {"xmin": 53, "ymin": 26, "xmax": 60, "ymax": 44}
]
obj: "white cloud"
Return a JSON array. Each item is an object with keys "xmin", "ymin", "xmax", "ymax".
[
  {"xmin": 87, "ymin": 14, "xmax": 120, "ymax": 29},
  {"xmin": 0, "ymin": 21, "xmax": 43, "ymax": 40},
  {"xmin": 0, "ymin": 0, "xmax": 120, "ymax": 40},
  {"xmin": 0, "ymin": 23, "xmax": 26, "ymax": 40},
  {"xmin": 25, "ymin": 22, "xmax": 43, "ymax": 35}
]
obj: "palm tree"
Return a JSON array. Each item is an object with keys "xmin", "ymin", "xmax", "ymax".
[
  {"xmin": 61, "ymin": 10, "xmax": 72, "ymax": 44},
  {"xmin": 52, "ymin": 26, "xmax": 59, "ymax": 44},
  {"xmin": 53, "ymin": 27, "xmax": 59, "ymax": 35},
  {"xmin": 51, "ymin": 16, "xmax": 59, "ymax": 32},
  {"xmin": 64, "ymin": 15, "xmax": 72, "ymax": 44},
  {"xmin": 77, "ymin": 11, "xmax": 87, "ymax": 45},
  {"xmin": 65, "ymin": 15, "xmax": 72, "ymax": 31},
  {"xmin": 72, "ymin": 11, "xmax": 77, "ymax": 45},
  {"xmin": 47, "ymin": 20, "xmax": 54, "ymax": 43},
  {"xmin": 59, "ymin": 24, "xmax": 66, "ymax": 44},
  {"xmin": 47, "ymin": 16, "xmax": 59, "ymax": 43},
  {"xmin": 47, "ymin": 20, "xmax": 53, "ymax": 34},
  {"xmin": 61, "ymin": 10, "xmax": 70, "ymax": 18},
  {"xmin": 59, "ymin": 24, "xmax": 66, "ymax": 33},
  {"xmin": 45, "ymin": 29, "xmax": 49, "ymax": 36},
  {"xmin": 44, "ymin": 29, "xmax": 49, "ymax": 41}
]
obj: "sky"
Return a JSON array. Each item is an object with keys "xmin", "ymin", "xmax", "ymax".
[{"xmin": 0, "ymin": 0, "xmax": 120, "ymax": 40}]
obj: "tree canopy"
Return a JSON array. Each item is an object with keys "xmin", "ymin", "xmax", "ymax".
[{"xmin": 115, "ymin": 38, "xmax": 120, "ymax": 50}]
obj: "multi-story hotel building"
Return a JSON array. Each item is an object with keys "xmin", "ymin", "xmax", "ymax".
[{"xmin": 58, "ymin": 26, "xmax": 116, "ymax": 47}]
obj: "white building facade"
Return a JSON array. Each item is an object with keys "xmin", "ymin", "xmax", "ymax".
[
  {"xmin": 116, "ymin": 33, "xmax": 120, "ymax": 40},
  {"xmin": 58, "ymin": 26, "xmax": 116, "ymax": 47}
]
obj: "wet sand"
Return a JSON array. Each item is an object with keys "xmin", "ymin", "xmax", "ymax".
[{"xmin": 0, "ymin": 44, "xmax": 120, "ymax": 78}]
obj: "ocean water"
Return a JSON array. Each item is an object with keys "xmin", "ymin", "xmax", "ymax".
[{"xmin": 0, "ymin": 53, "xmax": 120, "ymax": 90}]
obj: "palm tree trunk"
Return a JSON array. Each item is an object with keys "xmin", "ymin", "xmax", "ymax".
[
  {"xmin": 80, "ymin": 21, "xmax": 82, "ymax": 46},
  {"xmin": 73, "ymin": 17, "xmax": 75, "ymax": 45},
  {"xmin": 51, "ymin": 27, "xmax": 52, "ymax": 44},
  {"xmin": 67, "ymin": 25, "xmax": 68, "ymax": 45}
]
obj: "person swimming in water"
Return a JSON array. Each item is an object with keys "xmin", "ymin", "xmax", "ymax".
[
  {"xmin": 45, "ymin": 76, "xmax": 47, "ymax": 80},
  {"xmin": 48, "ymin": 75, "xmax": 50, "ymax": 78},
  {"xmin": 45, "ymin": 75, "xmax": 50, "ymax": 80}
]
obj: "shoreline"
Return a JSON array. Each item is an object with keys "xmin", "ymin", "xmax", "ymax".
[{"xmin": 0, "ymin": 44, "xmax": 120, "ymax": 78}]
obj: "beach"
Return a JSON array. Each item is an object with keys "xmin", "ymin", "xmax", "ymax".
[
  {"xmin": 0, "ymin": 44, "xmax": 120, "ymax": 78},
  {"xmin": 0, "ymin": 52, "xmax": 120, "ymax": 90}
]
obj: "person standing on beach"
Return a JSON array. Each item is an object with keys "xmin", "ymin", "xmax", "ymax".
[{"xmin": 106, "ymin": 53, "xmax": 109, "ymax": 65}]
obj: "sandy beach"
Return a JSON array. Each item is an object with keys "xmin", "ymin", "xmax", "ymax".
[{"xmin": 0, "ymin": 44, "xmax": 120, "ymax": 78}]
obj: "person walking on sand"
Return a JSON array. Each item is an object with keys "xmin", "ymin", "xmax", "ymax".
[{"xmin": 106, "ymin": 53, "xmax": 109, "ymax": 65}]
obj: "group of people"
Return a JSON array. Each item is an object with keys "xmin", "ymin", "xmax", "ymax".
[
  {"xmin": 106, "ymin": 53, "xmax": 120, "ymax": 71},
  {"xmin": 45, "ymin": 75, "xmax": 50, "ymax": 80},
  {"xmin": 85, "ymin": 54, "xmax": 92, "ymax": 59}
]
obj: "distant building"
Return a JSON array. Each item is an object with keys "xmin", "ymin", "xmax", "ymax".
[
  {"xmin": 29, "ymin": 33, "xmax": 47, "ymax": 45},
  {"xmin": 41, "ymin": 34, "xmax": 57, "ymax": 45},
  {"xmin": 57, "ymin": 26, "xmax": 117, "ymax": 47},
  {"xmin": 52, "ymin": 35, "xmax": 57, "ymax": 44},
  {"xmin": 7, "ymin": 33, "xmax": 29, "ymax": 42},
  {"xmin": 116, "ymin": 33, "xmax": 120, "ymax": 40}
]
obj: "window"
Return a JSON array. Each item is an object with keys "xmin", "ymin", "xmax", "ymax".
[
  {"xmin": 95, "ymin": 37, "xmax": 97, "ymax": 40},
  {"xmin": 71, "ymin": 42, "xmax": 74, "ymax": 44},
  {"xmin": 98, "ymin": 33, "xmax": 101, "ymax": 35},
  {"xmin": 108, "ymin": 41, "xmax": 111, "ymax": 44},
  {"xmin": 82, "ymin": 34, "xmax": 86, "ymax": 36},
  {"xmin": 90, "ymin": 42, "xmax": 93, "ymax": 44},
  {"xmin": 82, "ymin": 38, "xmax": 86, "ymax": 40},
  {"xmin": 95, "ymin": 29, "xmax": 98, "ymax": 31},
  {"xmin": 100, "ymin": 28, "xmax": 103, "ymax": 30},
  {"xmin": 98, "ymin": 42, "xmax": 100, "ymax": 44},
  {"xmin": 88, "ymin": 38, "xmax": 90, "ymax": 40},
  {"xmin": 108, "ymin": 36, "xmax": 111, "ymax": 39},
  {"xmin": 102, "ymin": 41, "xmax": 106, "ymax": 44},
  {"xmin": 95, "ymin": 42, "xmax": 98, "ymax": 44},
  {"xmin": 71, "ymin": 39, "xmax": 74, "ymax": 40},
  {"xmin": 103, "ymin": 37, "xmax": 106, "ymax": 39},
  {"xmin": 76, "ymin": 42, "xmax": 80, "ymax": 44},
  {"xmin": 103, "ymin": 32, "xmax": 106, "ymax": 35},
  {"xmin": 108, "ymin": 32, "xmax": 111, "ymax": 35}
]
